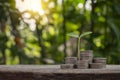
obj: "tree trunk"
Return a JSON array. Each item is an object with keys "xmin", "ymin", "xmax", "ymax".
[
  {"xmin": 36, "ymin": 22, "xmax": 46, "ymax": 64},
  {"xmin": 90, "ymin": 0, "xmax": 95, "ymax": 49},
  {"xmin": 62, "ymin": 0, "xmax": 67, "ymax": 57}
]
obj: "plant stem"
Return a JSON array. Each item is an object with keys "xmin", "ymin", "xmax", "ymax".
[{"xmin": 78, "ymin": 37, "xmax": 80, "ymax": 61}]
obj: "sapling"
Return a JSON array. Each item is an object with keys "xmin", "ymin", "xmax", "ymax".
[{"xmin": 67, "ymin": 31, "xmax": 92, "ymax": 61}]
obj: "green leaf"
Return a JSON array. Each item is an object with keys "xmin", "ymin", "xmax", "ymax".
[
  {"xmin": 67, "ymin": 32, "xmax": 79, "ymax": 38},
  {"xmin": 79, "ymin": 32, "xmax": 92, "ymax": 39}
]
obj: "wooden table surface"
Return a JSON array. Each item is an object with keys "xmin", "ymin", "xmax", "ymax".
[{"xmin": 0, "ymin": 65, "xmax": 120, "ymax": 73}]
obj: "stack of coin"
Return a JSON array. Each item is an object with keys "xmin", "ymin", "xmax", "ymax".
[
  {"xmin": 80, "ymin": 50, "xmax": 93, "ymax": 63},
  {"xmin": 77, "ymin": 60, "xmax": 89, "ymax": 69}
]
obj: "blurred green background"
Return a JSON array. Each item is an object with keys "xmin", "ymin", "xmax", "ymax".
[{"xmin": 0, "ymin": 0, "xmax": 120, "ymax": 65}]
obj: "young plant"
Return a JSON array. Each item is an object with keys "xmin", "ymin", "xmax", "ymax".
[{"xmin": 67, "ymin": 31, "xmax": 92, "ymax": 61}]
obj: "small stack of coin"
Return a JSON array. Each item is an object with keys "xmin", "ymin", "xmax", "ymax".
[
  {"xmin": 65, "ymin": 57, "xmax": 77, "ymax": 64},
  {"xmin": 61, "ymin": 64, "xmax": 74, "ymax": 69}
]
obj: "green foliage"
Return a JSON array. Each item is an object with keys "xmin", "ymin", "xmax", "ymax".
[
  {"xmin": 67, "ymin": 32, "xmax": 79, "ymax": 38},
  {"xmin": 0, "ymin": 0, "xmax": 120, "ymax": 64},
  {"xmin": 80, "ymin": 32, "xmax": 92, "ymax": 39},
  {"xmin": 67, "ymin": 32, "xmax": 92, "ymax": 39}
]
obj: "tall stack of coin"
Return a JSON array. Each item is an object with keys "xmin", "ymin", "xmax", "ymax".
[
  {"xmin": 80, "ymin": 50, "xmax": 93, "ymax": 63},
  {"xmin": 77, "ymin": 60, "xmax": 89, "ymax": 69}
]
